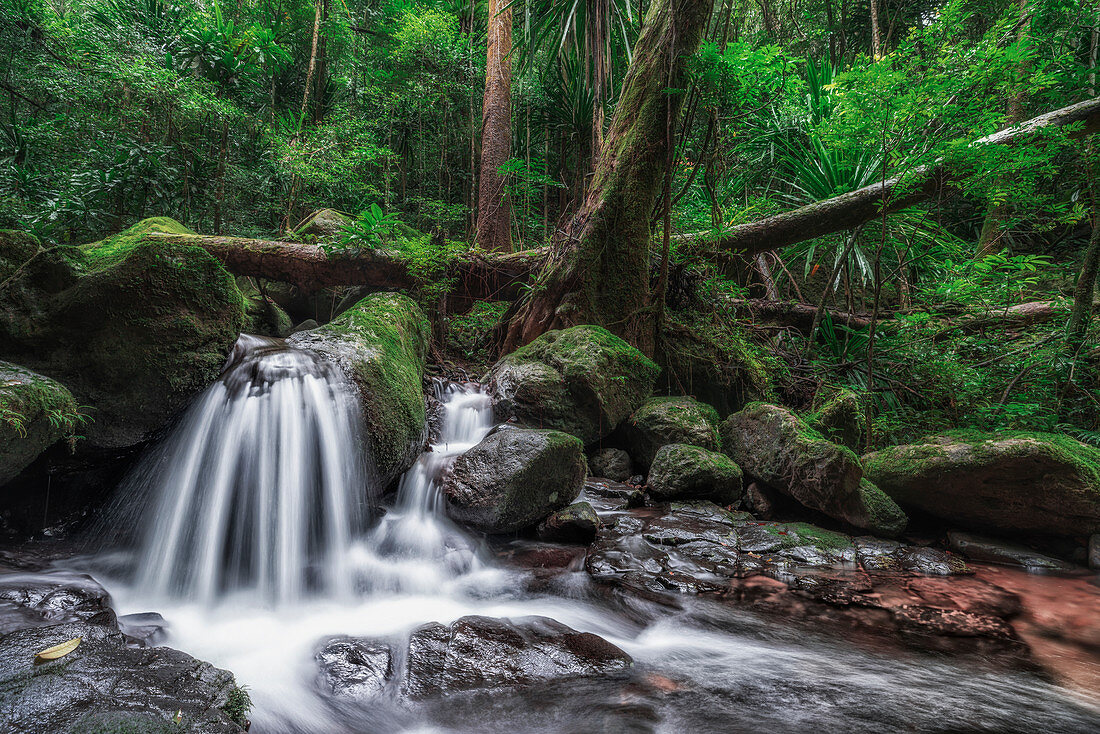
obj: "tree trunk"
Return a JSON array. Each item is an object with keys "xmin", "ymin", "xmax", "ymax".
[
  {"xmin": 500, "ymin": 0, "xmax": 711, "ymax": 355},
  {"xmin": 214, "ymin": 118, "xmax": 228, "ymax": 235},
  {"xmin": 476, "ymin": 0, "xmax": 514, "ymax": 253},
  {"xmin": 299, "ymin": 0, "xmax": 323, "ymax": 127},
  {"xmin": 869, "ymin": 0, "xmax": 882, "ymax": 58},
  {"xmin": 1068, "ymin": 192, "xmax": 1100, "ymax": 345}
]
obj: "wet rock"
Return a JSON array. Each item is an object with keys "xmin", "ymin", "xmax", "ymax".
[
  {"xmin": 630, "ymin": 474, "xmax": 645, "ymax": 486},
  {"xmin": 1090, "ymin": 534, "xmax": 1100, "ymax": 570},
  {"xmin": 589, "ymin": 448, "xmax": 632, "ymax": 482},
  {"xmin": 117, "ymin": 612, "xmax": 169, "ymax": 648},
  {"xmin": 444, "ymin": 428, "xmax": 585, "ymax": 533},
  {"xmin": 743, "ymin": 481, "xmax": 781, "ymax": 519},
  {"xmin": 580, "ymin": 479, "xmax": 645, "ymax": 514},
  {"xmin": 807, "ymin": 387, "xmax": 865, "ymax": 452},
  {"xmin": 537, "ymin": 501, "xmax": 600, "ymax": 544},
  {"xmin": 290, "ymin": 292, "xmax": 430, "ymax": 484},
  {"xmin": 947, "ymin": 531, "xmax": 1077, "ymax": 571},
  {"xmin": 622, "ymin": 396, "xmax": 720, "ymax": 470},
  {"xmin": 647, "ymin": 443, "xmax": 742, "ymax": 506},
  {"xmin": 864, "ymin": 431, "xmax": 1100, "ymax": 537},
  {"xmin": 891, "ymin": 546, "xmax": 971, "ymax": 576},
  {"xmin": 292, "ymin": 318, "xmax": 319, "ymax": 334},
  {"xmin": 488, "ymin": 325, "xmax": 659, "ymax": 444},
  {"xmin": 316, "ymin": 636, "xmax": 395, "ymax": 699},
  {"xmin": 294, "ymin": 207, "xmax": 352, "ymax": 238},
  {"xmin": 315, "ymin": 616, "xmax": 633, "ymax": 701},
  {"xmin": 0, "ymin": 362, "xmax": 79, "ymax": 485},
  {"xmin": 0, "ymin": 622, "xmax": 247, "ymax": 733},
  {"xmin": 0, "ymin": 217, "xmax": 244, "ymax": 449},
  {"xmin": 721, "ymin": 403, "xmax": 906, "ymax": 535},
  {"xmin": 0, "ymin": 571, "xmax": 116, "ymax": 635}
]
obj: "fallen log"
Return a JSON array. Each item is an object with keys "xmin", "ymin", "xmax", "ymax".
[
  {"xmin": 934, "ymin": 299, "xmax": 1069, "ymax": 340},
  {"xmin": 725, "ymin": 298, "xmax": 875, "ymax": 331}
]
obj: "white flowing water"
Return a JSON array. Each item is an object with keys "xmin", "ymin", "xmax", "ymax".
[{"xmin": 80, "ymin": 336, "xmax": 1100, "ymax": 734}]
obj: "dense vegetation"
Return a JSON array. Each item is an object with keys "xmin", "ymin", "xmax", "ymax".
[{"xmin": 2, "ymin": 0, "xmax": 1099, "ymax": 450}]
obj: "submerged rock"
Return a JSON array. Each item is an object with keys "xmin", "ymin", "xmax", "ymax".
[
  {"xmin": 537, "ymin": 501, "xmax": 600, "ymax": 544},
  {"xmin": 0, "ymin": 362, "xmax": 80, "ymax": 485},
  {"xmin": 946, "ymin": 531, "xmax": 1076, "ymax": 571},
  {"xmin": 489, "ymin": 325, "xmax": 659, "ymax": 444},
  {"xmin": 721, "ymin": 403, "xmax": 906, "ymax": 536},
  {"xmin": 864, "ymin": 431, "xmax": 1100, "ymax": 537},
  {"xmin": 289, "ymin": 292, "xmax": 430, "ymax": 484},
  {"xmin": 0, "ymin": 622, "xmax": 248, "ymax": 733},
  {"xmin": 0, "ymin": 217, "xmax": 244, "ymax": 449},
  {"xmin": 444, "ymin": 428, "xmax": 585, "ymax": 533},
  {"xmin": 647, "ymin": 443, "xmax": 743, "ymax": 506},
  {"xmin": 588, "ymin": 447, "xmax": 632, "ymax": 482},
  {"xmin": 314, "ymin": 616, "xmax": 632, "ymax": 701},
  {"xmin": 622, "ymin": 396, "xmax": 721, "ymax": 470}
]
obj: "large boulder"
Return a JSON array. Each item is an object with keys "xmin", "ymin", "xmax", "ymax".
[
  {"xmin": 0, "ymin": 622, "xmax": 248, "ymax": 733},
  {"xmin": 0, "ymin": 362, "xmax": 80, "ymax": 485},
  {"xmin": 807, "ymin": 387, "xmax": 865, "ymax": 452},
  {"xmin": 315, "ymin": 615, "xmax": 632, "ymax": 700},
  {"xmin": 443, "ymin": 428, "xmax": 586, "ymax": 533},
  {"xmin": 647, "ymin": 443, "xmax": 743, "ymax": 506},
  {"xmin": 294, "ymin": 208, "xmax": 352, "ymax": 238},
  {"xmin": 588, "ymin": 447, "xmax": 632, "ymax": 481},
  {"xmin": 0, "ymin": 217, "xmax": 244, "ymax": 449},
  {"xmin": 864, "ymin": 432, "xmax": 1100, "ymax": 537},
  {"xmin": 289, "ymin": 292, "xmax": 429, "ymax": 484},
  {"xmin": 622, "ymin": 395, "xmax": 720, "ymax": 470},
  {"xmin": 489, "ymin": 325, "xmax": 659, "ymax": 444},
  {"xmin": 721, "ymin": 403, "xmax": 906, "ymax": 537}
]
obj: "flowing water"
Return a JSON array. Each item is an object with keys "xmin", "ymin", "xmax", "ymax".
[{"xmin": 77, "ymin": 336, "xmax": 1100, "ymax": 733}]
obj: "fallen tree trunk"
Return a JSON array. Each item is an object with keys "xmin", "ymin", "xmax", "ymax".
[
  {"xmin": 934, "ymin": 299, "xmax": 1070, "ymax": 340},
  {"xmin": 725, "ymin": 298, "xmax": 876, "ymax": 331},
  {"xmin": 147, "ymin": 232, "xmax": 544, "ymax": 307},
  {"xmin": 684, "ymin": 96, "xmax": 1100, "ymax": 257}
]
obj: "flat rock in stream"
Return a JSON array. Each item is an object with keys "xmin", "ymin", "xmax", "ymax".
[
  {"xmin": 0, "ymin": 571, "xmax": 116, "ymax": 635},
  {"xmin": 315, "ymin": 615, "xmax": 633, "ymax": 701}
]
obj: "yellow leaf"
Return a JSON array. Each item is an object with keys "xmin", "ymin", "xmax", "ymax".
[{"xmin": 35, "ymin": 637, "xmax": 81, "ymax": 662}]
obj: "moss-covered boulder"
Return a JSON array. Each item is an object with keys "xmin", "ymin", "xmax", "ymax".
[
  {"xmin": 864, "ymin": 432, "xmax": 1100, "ymax": 537},
  {"xmin": 537, "ymin": 501, "xmax": 600, "ymax": 543},
  {"xmin": 807, "ymin": 387, "xmax": 865, "ymax": 452},
  {"xmin": 0, "ymin": 217, "xmax": 245, "ymax": 448},
  {"xmin": 647, "ymin": 443, "xmax": 743, "ymax": 506},
  {"xmin": 288, "ymin": 292, "xmax": 429, "ymax": 485},
  {"xmin": 294, "ymin": 208, "xmax": 352, "ymax": 238},
  {"xmin": 623, "ymin": 396, "xmax": 720, "ymax": 470},
  {"xmin": 489, "ymin": 325, "xmax": 659, "ymax": 444},
  {"xmin": 443, "ymin": 427, "xmax": 586, "ymax": 533},
  {"xmin": 0, "ymin": 229, "xmax": 40, "ymax": 281},
  {"xmin": 721, "ymin": 403, "xmax": 906, "ymax": 536},
  {"xmin": 0, "ymin": 362, "xmax": 81, "ymax": 485}
]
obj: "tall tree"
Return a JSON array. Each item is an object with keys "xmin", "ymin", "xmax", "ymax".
[
  {"xmin": 476, "ymin": 0, "xmax": 514, "ymax": 253},
  {"xmin": 501, "ymin": 0, "xmax": 711, "ymax": 354}
]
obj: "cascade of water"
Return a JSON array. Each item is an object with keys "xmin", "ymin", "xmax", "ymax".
[{"xmin": 131, "ymin": 335, "xmax": 371, "ymax": 604}]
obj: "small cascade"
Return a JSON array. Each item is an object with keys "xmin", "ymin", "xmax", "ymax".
[
  {"xmin": 352, "ymin": 380, "xmax": 495, "ymax": 591},
  {"xmin": 131, "ymin": 335, "xmax": 371, "ymax": 604}
]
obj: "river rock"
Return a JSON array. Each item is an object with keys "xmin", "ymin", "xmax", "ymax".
[
  {"xmin": 289, "ymin": 292, "xmax": 430, "ymax": 484},
  {"xmin": 588, "ymin": 447, "xmax": 632, "ymax": 481},
  {"xmin": 0, "ymin": 621, "xmax": 248, "ymax": 733},
  {"xmin": 946, "ymin": 531, "xmax": 1077, "ymax": 571},
  {"xmin": 537, "ymin": 501, "xmax": 600, "ymax": 543},
  {"xmin": 863, "ymin": 431, "xmax": 1100, "ymax": 537},
  {"xmin": 0, "ymin": 571, "xmax": 117, "ymax": 635},
  {"xmin": 488, "ymin": 325, "xmax": 659, "ymax": 444},
  {"xmin": 647, "ymin": 443, "xmax": 743, "ymax": 506},
  {"xmin": 579, "ymin": 479, "xmax": 645, "ymax": 513},
  {"xmin": 1090, "ymin": 534, "xmax": 1100, "ymax": 570},
  {"xmin": 807, "ymin": 387, "xmax": 865, "ymax": 452},
  {"xmin": 444, "ymin": 428, "xmax": 585, "ymax": 533},
  {"xmin": 0, "ymin": 362, "xmax": 80, "ymax": 485},
  {"xmin": 622, "ymin": 396, "xmax": 721, "ymax": 470},
  {"xmin": 316, "ymin": 636, "xmax": 395, "ymax": 699},
  {"xmin": 721, "ymin": 403, "xmax": 906, "ymax": 536},
  {"xmin": 0, "ymin": 217, "xmax": 244, "ymax": 449}
]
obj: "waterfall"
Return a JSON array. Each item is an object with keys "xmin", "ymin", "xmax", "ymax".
[{"xmin": 131, "ymin": 335, "xmax": 371, "ymax": 604}]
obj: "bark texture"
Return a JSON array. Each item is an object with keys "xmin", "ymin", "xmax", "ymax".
[
  {"xmin": 476, "ymin": 0, "xmax": 513, "ymax": 253},
  {"xmin": 501, "ymin": 0, "xmax": 711, "ymax": 355}
]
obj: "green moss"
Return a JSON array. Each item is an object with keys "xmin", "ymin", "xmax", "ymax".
[
  {"xmin": 0, "ymin": 229, "xmax": 41, "ymax": 281},
  {"xmin": 806, "ymin": 387, "xmax": 866, "ymax": 452},
  {"xmin": 767, "ymin": 521, "xmax": 854, "ymax": 551},
  {"xmin": 81, "ymin": 217, "xmax": 196, "ymax": 271}
]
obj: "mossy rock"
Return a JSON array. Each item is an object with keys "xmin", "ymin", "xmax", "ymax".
[
  {"xmin": 851, "ymin": 478, "xmax": 907, "ymax": 538},
  {"xmin": 293, "ymin": 208, "xmax": 351, "ymax": 239},
  {"xmin": 288, "ymin": 292, "xmax": 429, "ymax": 484},
  {"xmin": 807, "ymin": 387, "xmax": 865, "ymax": 452},
  {"xmin": 0, "ymin": 217, "xmax": 245, "ymax": 448},
  {"xmin": 647, "ymin": 443, "xmax": 743, "ymax": 506},
  {"xmin": 622, "ymin": 396, "xmax": 720, "ymax": 470},
  {"xmin": 0, "ymin": 229, "xmax": 41, "ymax": 281},
  {"xmin": 721, "ymin": 403, "xmax": 881, "ymax": 532},
  {"xmin": 489, "ymin": 325, "xmax": 659, "ymax": 445},
  {"xmin": 537, "ymin": 501, "xmax": 600, "ymax": 544},
  {"xmin": 864, "ymin": 431, "xmax": 1100, "ymax": 537},
  {"xmin": 0, "ymin": 362, "xmax": 80, "ymax": 485}
]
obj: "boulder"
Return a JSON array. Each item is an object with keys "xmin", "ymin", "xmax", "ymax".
[
  {"xmin": 537, "ymin": 501, "xmax": 600, "ymax": 544},
  {"xmin": 289, "ymin": 292, "xmax": 429, "ymax": 484},
  {"xmin": 443, "ymin": 428, "xmax": 586, "ymax": 533},
  {"xmin": 489, "ymin": 325, "xmax": 659, "ymax": 444},
  {"xmin": 0, "ymin": 229, "xmax": 40, "ymax": 280},
  {"xmin": 622, "ymin": 396, "xmax": 720, "ymax": 470},
  {"xmin": 647, "ymin": 443, "xmax": 743, "ymax": 506},
  {"xmin": 0, "ymin": 622, "xmax": 248, "ymax": 733},
  {"xmin": 0, "ymin": 571, "xmax": 116, "ymax": 636},
  {"xmin": 315, "ymin": 616, "xmax": 632, "ymax": 701},
  {"xmin": 0, "ymin": 217, "xmax": 244, "ymax": 449},
  {"xmin": 588, "ymin": 447, "xmax": 632, "ymax": 481},
  {"xmin": 1089, "ymin": 534, "xmax": 1100, "ymax": 570},
  {"xmin": 946, "ymin": 531, "xmax": 1076, "ymax": 571},
  {"xmin": 721, "ymin": 403, "xmax": 906, "ymax": 535},
  {"xmin": 0, "ymin": 362, "xmax": 80, "ymax": 485},
  {"xmin": 294, "ymin": 208, "xmax": 352, "ymax": 238},
  {"xmin": 863, "ymin": 432, "xmax": 1100, "ymax": 537},
  {"xmin": 807, "ymin": 387, "xmax": 865, "ymax": 452}
]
